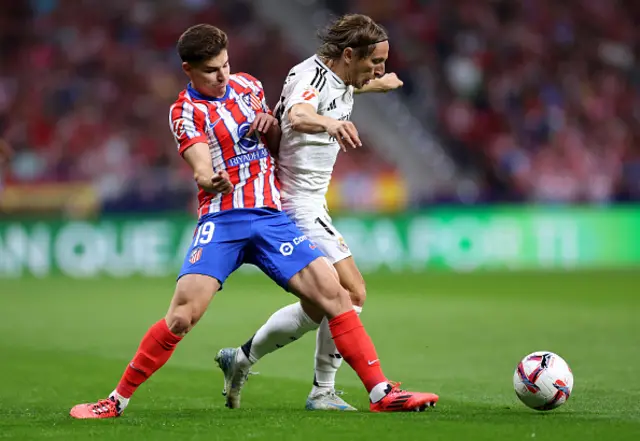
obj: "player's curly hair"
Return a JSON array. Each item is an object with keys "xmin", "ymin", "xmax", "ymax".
[
  {"xmin": 317, "ymin": 14, "xmax": 388, "ymax": 60},
  {"xmin": 177, "ymin": 24, "xmax": 228, "ymax": 64}
]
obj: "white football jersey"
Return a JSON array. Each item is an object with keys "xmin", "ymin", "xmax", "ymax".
[{"xmin": 274, "ymin": 55, "xmax": 354, "ymax": 211}]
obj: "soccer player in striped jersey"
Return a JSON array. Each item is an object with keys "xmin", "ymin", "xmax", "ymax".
[
  {"xmin": 216, "ymin": 15, "xmax": 439, "ymax": 412},
  {"xmin": 69, "ymin": 23, "xmax": 438, "ymax": 419}
]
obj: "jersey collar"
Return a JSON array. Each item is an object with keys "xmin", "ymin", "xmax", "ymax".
[
  {"xmin": 313, "ymin": 55, "xmax": 347, "ymax": 89},
  {"xmin": 187, "ymin": 83, "xmax": 231, "ymax": 102}
]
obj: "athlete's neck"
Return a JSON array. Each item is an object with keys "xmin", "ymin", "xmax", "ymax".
[
  {"xmin": 320, "ymin": 56, "xmax": 350, "ymax": 86},
  {"xmin": 188, "ymin": 82, "xmax": 228, "ymax": 101}
]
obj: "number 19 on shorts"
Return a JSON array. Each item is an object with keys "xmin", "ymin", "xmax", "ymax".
[{"xmin": 193, "ymin": 221, "xmax": 215, "ymax": 246}]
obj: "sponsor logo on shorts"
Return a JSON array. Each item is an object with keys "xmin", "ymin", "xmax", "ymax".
[
  {"xmin": 189, "ymin": 247, "xmax": 203, "ymax": 264},
  {"xmin": 280, "ymin": 235, "xmax": 309, "ymax": 256},
  {"xmin": 337, "ymin": 237, "xmax": 349, "ymax": 253},
  {"xmin": 309, "ymin": 241, "xmax": 318, "ymax": 250},
  {"xmin": 293, "ymin": 235, "xmax": 307, "ymax": 246},
  {"xmin": 279, "ymin": 243, "xmax": 294, "ymax": 256}
]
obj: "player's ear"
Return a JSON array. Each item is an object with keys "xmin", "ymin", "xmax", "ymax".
[
  {"xmin": 343, "ymin": 47, "xmax": 353, "ymax": 65},
  {"xmin": 182, "ymin": 61, "xmax": 192, "ymax": 75}
]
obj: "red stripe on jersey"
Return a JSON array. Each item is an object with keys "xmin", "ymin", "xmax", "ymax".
[
  {"xmin": 229, "ymin": 79, "xmax": 246, "ymax": 95},
  {"xmin": 198, "ymin": 188, "xmax": 212, "ymax": 216},
  {"xmin": 208, "ymin": 106, "xmax": 237, "ymax": 166},
  {"xmin": 263, "ymin": 159, "xmax": 275, "ymax": 206},
  {"xmin": 225, "ymin": 97, "xmax": 256, "ymax": 207}
]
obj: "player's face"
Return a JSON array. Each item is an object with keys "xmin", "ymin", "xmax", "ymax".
[
  {"xmin": 183, "ymin": 50, "xmax": 231, "ymax": 98},
  {"xmin": 351, "ymin": 40, "xmax": 389, "ymax": 89}
]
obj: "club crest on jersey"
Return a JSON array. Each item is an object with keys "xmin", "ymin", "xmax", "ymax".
[
  {"xmin": 243, "ymin": 93, "xmax": 262, "ymax": 112},
  {"xmin": 189, "ymin": 247, "xmax": 203, "ymax": 264},
  {"xmin": 337, "ymin": 237, "xmax": 349, "ymax": 253}
]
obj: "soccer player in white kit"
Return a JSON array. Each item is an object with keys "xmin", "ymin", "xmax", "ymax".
[{"xmin": 215, "ymin": 14, "xmax": 414, "ymax": 412}]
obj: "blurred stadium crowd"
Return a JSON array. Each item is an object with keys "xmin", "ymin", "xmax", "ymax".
[{"xmin": 1, "ymin": 0, "xmax": 639, "ymax": 214}]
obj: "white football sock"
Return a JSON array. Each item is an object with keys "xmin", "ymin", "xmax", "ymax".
[
  {"xmin": 312, "ymin": 305, "xmax": 362, "ymax": 392},
  {"xmin": 240, "ymin": 302, "xmax": 319, "ymax": 365},
  {"xmin": 110, "ymin": 390, "xmax": 130, "ymax": 413}
]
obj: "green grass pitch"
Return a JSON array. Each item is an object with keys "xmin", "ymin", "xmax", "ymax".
[{"xmin": 1, "ymin": 270, "xmax": 639, "ymax": 440}]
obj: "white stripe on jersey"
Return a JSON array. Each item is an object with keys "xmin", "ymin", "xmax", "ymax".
[
  {"xmin": 180, "ymin": 98, "xmax": 200, "ymax": 139},
  {"xmin": 193, "ymin": 102, "xmax": 226, "ymax": 175},
  {"xmin": 232, "ymin": 75, "xmax": 253, "ymax": 90},
  {"xmin": 254, "ymin": 157, "xmax": 267, "ymax": 207},
  {"xmin": 215, "ymin": 102, "xmax": 244, "ymax": 157},
  {"xmin": 208, "ymin": 194, "xmax": 222, "ymax": 215},
  {"xmin": 228, "ymin": 88, "xmax": 255, "ymax": 124},
  {"xmin": 216, "ymin": 101, "xmax": 251, "ymax": 209},
  {"xmin": 232, "ymin": 75, "xmax": 263, "ymax": 97}
]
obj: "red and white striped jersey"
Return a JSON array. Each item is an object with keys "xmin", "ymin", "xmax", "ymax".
[{"xmin": 169, "ymin": 73, "xmax": 281, "ymax": 218}]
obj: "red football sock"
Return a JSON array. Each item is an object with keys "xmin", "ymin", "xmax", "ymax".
[
  {"xmin": 115, "ymin": 319, "xmax": 183, "ymax": 398},
  {"xmin": 329, "ymin": 310, "xmax": 388, "ymax": 392}
]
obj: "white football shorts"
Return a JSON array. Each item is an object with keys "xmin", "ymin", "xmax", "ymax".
[{"xmin": 286, "ymin": 206, "xmax": 352, "ymax": 265}]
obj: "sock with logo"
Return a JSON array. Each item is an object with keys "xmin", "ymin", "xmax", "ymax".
[
  {"xmin": 115, "ymin": 319, "xmax": 183, "ymax": 402},
  {"xmin": 328, "ymin": 309, "xmax": 389, "ymax": 400},
  {"xmin": 239, "ymin": 302, "xmax": 319, "ymax": 365},
  {"xmin": 312, "ymin": 305, "xmax": 362, "ymax": 394}
]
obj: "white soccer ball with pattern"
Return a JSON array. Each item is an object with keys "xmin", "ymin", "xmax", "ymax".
[{"xmin": 513, "ymin": 351, "xmax": 573, "ymax": 411}]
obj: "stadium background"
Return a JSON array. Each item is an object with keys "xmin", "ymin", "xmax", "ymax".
[{"xmin": 0, "ymin": 1, "xmax": 638, "ymax": 440}]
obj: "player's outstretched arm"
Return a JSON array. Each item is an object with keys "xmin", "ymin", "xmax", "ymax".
[
  {"xmin": 182, "ymin": 142, "xmax": 233, "ymax": 194},
  {"xmin": 289, "ymin": 103, "xmax": 336, "ymax": 134},
  {"xmin": 289, "ymin": 103, "xmax": 362, "ymax": 151},
  {"xmin": 354, "ymin": 73, "xmax": 403, "ymax": 94}
]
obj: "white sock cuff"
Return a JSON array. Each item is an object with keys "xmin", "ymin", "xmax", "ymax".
[{"xmin": 353, "ymin": 305, "xmax": 363, "ymax": 315}]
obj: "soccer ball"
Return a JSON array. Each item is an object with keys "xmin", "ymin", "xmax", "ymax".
[{"xmin": 513, "ymin": 351, "xmax": 573, "ymax": 411}]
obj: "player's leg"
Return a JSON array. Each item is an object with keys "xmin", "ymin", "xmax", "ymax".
[
  {"xmin": 217, "ymin": 210, "xmax": 438, "ymax": 411},
  {"xmin": 69, "ymin": 274, "xmax": 220, "ymax": 419},
  {"xmin": 288, "ymin": 257, "xmax": 439, "ymax": 412},
  {"xmin": 289, "ymin": 213, "xmax": 364, "ymax": 409},
  {"xmin": 70, "ymin": 214, "xmax": 246, "ymax": 419},
  {"xmin": 309, "ymin": 256, "xmax": 365, "ymax": 410},
  {"xmin": 215, "ymin": 295, "xmax": 323, "ymax": 408},
  {"xmin": 215, "ymin": 211, "xmax": 330, "ymax": 408},
  {"xmin": 227, "ymin": 211, "xmax": 358, "ymax": 379}
]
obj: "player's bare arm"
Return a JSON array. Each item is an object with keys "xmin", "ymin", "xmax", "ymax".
[
  {"xmin": 182, "ymin": 142, "xmax": 233, "ymax": 195},
  {"xmin": 289, "ymin": 103, "xmax": 362, "ymax": 151},
  {"xmin": 354, "ymin": 73, "xmax": 403, "ymax": 94},
  {"xmin": 251, "ymin": 112, "xmax": 281, "ymax": 157}
]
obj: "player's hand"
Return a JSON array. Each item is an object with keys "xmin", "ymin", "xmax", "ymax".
[
  {"xmin": 377, "ymin": 73, "xmax": 403, "ymax": 91},
  {"xmin": 250, "ymin": 112, "xmax": 278, "ymax": 135},
  {"xmin": 326, "ymin": 120, "xmax": 362, "ymax": 152},
  {"xmin": 211, "ymin": 170, "xmax": 233, "ymax": 195}
]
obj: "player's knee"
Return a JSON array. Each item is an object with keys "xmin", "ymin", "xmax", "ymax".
[
  {"xmin": 317, "ymin": 282, "xmax": 352, "ymax": 317},
  {"xmin": 347, "ymin": 280, "xmax": 366, "ymax": 307},
  {"xmin": 166, "ymin": 293, "xmax": 206, "ymax": 336},
  {"xmin": 165, "ymin": 309, "xmax": 193, "ymax": 335}
]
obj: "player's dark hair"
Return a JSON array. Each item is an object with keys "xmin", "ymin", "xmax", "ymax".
[
  {"xmin": 177, "ymin": 24, "xmax": 228, "ymax": 64},
  {"xmin": 317, "ymin": 14, "xmax": 388, "ymax": 60}
]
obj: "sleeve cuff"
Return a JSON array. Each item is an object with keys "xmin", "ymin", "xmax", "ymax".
[{"xmin": 178, "ymin": 135, "xmax": 207, "ymax": 155}]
